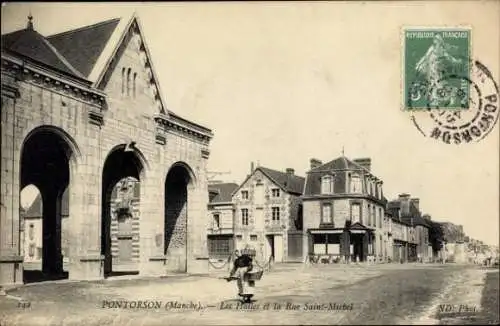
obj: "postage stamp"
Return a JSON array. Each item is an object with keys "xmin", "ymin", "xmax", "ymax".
[
  {"xmin": 403, "ymin": 27, "xmax": 471, "ymax": 110},
  {"xmin": 410, "ymin": 59, "xmax": 499, "ymax": 144}
]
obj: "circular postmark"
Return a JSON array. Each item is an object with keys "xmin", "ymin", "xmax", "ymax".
[{"xmin": 409, "ymin": 59, "xmax": 499, "ymax": 144}]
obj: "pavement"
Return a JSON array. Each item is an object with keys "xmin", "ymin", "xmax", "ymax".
[{"xmin": 0, "ymin": 263, "xmax": 497, "ymax": 325}]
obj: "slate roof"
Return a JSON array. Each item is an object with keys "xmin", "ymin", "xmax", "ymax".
[
  {"xmin": 388, "ymin": 199, "xmax": 430, "ymax": 228},
  {"xmin": 257, "ymin": 167, "xmax": 305, "ymax": 195},
  {"xmin": 208, "ymin": 183, "xmax": 239, "ymax": 204},
  {"xmin": 46, "ymin": 18, "xmax": 120, "ymax": 77},
  {"xmin": 23, "ymin": 189, "xmax": 70, "ymax": 218},
  {"xmin": 2, "ymin": 24, "xmax": 86, "ymax": 80},
  {"xmin": 310, "ymin": 156, "xmax": 365, "ymax": 173},
  {"xmin": 305, "ymin": 156, "xmax": 379, "ymax": 196}
]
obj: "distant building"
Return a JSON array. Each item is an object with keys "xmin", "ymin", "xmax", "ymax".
[
  {"xmin": 388, "ymin": 194, "xmax": 431, "ymax": 262},
  {"xmin": 385, "ymin": 208, "xmax": 413, "ymax": 263},
  {"xmin": 108, "ymin": 177, "xmax": 140, "ymax": 272},
  {"xmin": 232, "ymin": 164, "xmax": 305, "ymax": 263},
  {"xmin": 207, "ymin": 182, "xmax": 239, "ymax": 259},
  {"xmin": 20, "ymin": 189, "xmax": 70, "ymax": 270},
  {"xmin": 302, "ymin": 157, "xmax": 388, "ymax": 263}
]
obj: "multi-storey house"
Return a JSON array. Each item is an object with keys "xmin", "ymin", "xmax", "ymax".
[
  {"xmin": 232, "ymin": 164, "xmax": 305, "ymax": 263},
  {"xmin": 302, "ymin": 157, "xmax": 388, "ymax": 263},
  {"xmin": 385, "ymin": 207, "xmax": 413, "ymax": 263},
  {"xmin": 207, "ymin": 182, "xmax": 239, "ymax": 259},
  {"xmin": 388, "ymin": 194, "xmax": 430, "ymax": 262}
]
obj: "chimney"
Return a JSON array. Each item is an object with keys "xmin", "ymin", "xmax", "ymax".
[
  {"xmin": 410, "ymin": 198, "xmax": 420, "ymax": 212},
  {"xmin": 310, "ymin": 158, "xmax": 323, "ymax": 170},
  {"xmin": 250, "ymin": 161, "xmax": 255, "ymax": 174},
  {"xmin": 399, "ymin": 193, "xmax": 411, "ymax": 215},
  {"xmin": 286, "ymin": 168, "xmax": 295, "ymax": 175},
  {"xmin": 353, "ymin": 158, "xmax": 371, "ymax": 172}
]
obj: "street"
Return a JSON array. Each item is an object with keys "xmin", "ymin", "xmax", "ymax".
[{"xmin": 0, "ymin": 264, "xmax": 498, "ymax": 325}]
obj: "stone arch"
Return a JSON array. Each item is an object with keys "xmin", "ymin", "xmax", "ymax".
[
  {"xmin": 163, "ymin": 161, "xmax": 196, "ymax": 273},
  {"xmin": 100, "ymin": 144, "xmax": 148, "ymax": 276},
  {"xmin": 21, "ymin": 125, "xmax": 82, "ymax": 179},
  {"xmin": 19, "ymin": 125, "xmax": 81, "ymax": 282}
]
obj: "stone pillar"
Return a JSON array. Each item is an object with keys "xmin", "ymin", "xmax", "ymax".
[
  {"xmin": 41, "ymin": 185, "xmax": 63, "ymax": 275},
  {"xmin": 0, "ymin": 80, "xmax": 23, "ymax": 287},
  {"xmin": 67, "ymin": 143, "xmax": 103, "ymax": 281},
  {"xmin": 139, "ymin": 171, "xmax": 166, "ymax": 277},
  {"xmin": 186, "ymin": 170, "xmax": 209, "ymax": 275}
]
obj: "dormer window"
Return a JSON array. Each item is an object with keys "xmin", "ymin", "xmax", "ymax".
[
  {"xmin": 271, "ymin": 188, "xmax": 280, "ymax": 198},
  {"xmin": 351, "ymin": 174, "xmax": 362, "ymax": 193},
  {"xmin": 241, "ymin": 190, "xmax": 249, "ymax": 200},
  {"xmin": 213, "ymin": 213, "xmax": 220, "ymax": 229},
  {"xmin": 321, "ymin": 175, "xmax": 334, "ymax": 194}
]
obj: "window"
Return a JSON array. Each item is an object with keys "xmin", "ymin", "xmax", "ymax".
[
  {"xmin": 351, "ymin": 203, "xmax": 361, "ymax": 224},
  {"xmin": 272, "ymin": 207, "xmax": 280, "ymax": 221},
  {"xmin": 28, "ymin": 243, "xmax": 35, "ymax": 258},
  {"xmin": 133, "ymin": 72, "xmax": 137, "ymax": 98},
  {"xmin": 379, "ymin": 208, "xmax": 383, "ymax": 228},
  {"xmin": 250, "ymin": 235, "xmax": 258, "ymax": 241},
  {"xmin": 29, "ymin": 223, "xmax": 34, "ymax": 240},
  {"xmin": 321, "ymin": 203, "xmax": 333, "ymax": 224},
  {"xmin": 321, "ymin": 175, "xmax": 334, "ymax": 194},
  {"xmin": 126, "ymin": 68, "xmax": 131, "ymax": 96},
  {"xmin": 367, "ymin": 204, "xmax": 371, "ymax": 226},
  {"xmin": 241, "ymin": 190, "xmax": 249, "ymax": 200},
  {"xmin": 121, "ymin": 67, "xmax": 126, "ymax": 94},
  {"xmin": 241, "ymin": 209, "xmax": 249, "ymax": 225},
  {"xmin": 351, "ymin": 175, "xmax": 362, "ymax": 193},
  {"xmin": 213, "ymin": 213, "xmax": 220, "ymax": 229},
  {"xmin": 208, "ymin": 237, "xmax": 232, "ymax": 258},
  {"xmin": 272, "ymin": 188, "xmax": 280, "ymax": 198}
]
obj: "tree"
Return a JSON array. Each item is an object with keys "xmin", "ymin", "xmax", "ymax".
[{"xmin": 428, "ymin": 221, "xmax": 444, "ymax": 253}]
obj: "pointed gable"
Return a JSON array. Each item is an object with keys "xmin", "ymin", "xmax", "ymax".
[
  {"xmin": 46, "ymin": 18, "xmax": 120, "ymax": 77},
  {"xmin": 86, "ymin": 14, "xmax": 168, "ymax": 115}
]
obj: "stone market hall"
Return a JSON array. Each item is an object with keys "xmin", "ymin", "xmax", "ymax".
[{"xmin": 1, "ymin": 14, "xmax": 213, "ymax": 287}]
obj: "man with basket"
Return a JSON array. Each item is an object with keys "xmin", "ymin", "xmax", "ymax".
[{"xmin": 225, "ymin": 246, "xmax": 263, "ymax": 303}]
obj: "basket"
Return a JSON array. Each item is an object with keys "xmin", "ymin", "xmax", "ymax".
[{"xmin": 246, "ymin": 270, "xmax": 263, "ymax": 281}]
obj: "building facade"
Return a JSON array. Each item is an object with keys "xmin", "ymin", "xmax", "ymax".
[
  {"xmin": 386, "ymin": 208, "xmax": 414, "ymax": 263},
  {"xmin": 207, "ymin": 182, "xmax": 238, "ymax": 259},
  {"xmin": 388, "ymin": 194, "xmax": 431, "ymax": 262},
  {"xmin": 1, "ymin": 14, "xmax": 213, "ymax": 286},
  {"xmin": 302, "ymin": 157, "xmax": 389, "ymax": 263},
  {"xmin": 232, "ymin": 165, "xmax": 305, "ymax": 263}
]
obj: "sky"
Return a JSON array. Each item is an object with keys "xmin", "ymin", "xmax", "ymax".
[{"xmin": 3, "ymin": 1, "xmax": 499, "ymax": 246}]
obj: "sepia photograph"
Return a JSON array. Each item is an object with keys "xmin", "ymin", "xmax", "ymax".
[{"xmin": 1, "ymin": 1, "xmax": 499, "ymax": 325}]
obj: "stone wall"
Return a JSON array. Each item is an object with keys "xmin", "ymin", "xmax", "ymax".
[{"xmin": 1, "ymin": 25, "xmax": 212, "ymax": 285}]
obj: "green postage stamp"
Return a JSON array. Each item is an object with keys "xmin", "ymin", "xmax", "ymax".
[{"xmin": 403, "ymin": 27, "xmax": 471, "ymax": 110}]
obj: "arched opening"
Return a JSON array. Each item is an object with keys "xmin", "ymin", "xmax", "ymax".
[
  {"xmin": 20, "ymin": 128, "xmax": 76, "ymax": 282},
  {"xmin": 101, "ymin": 146, "xmax": 143, "ymax": 276},
  {"xmin": 164, "ymin": 164, "xmax": 193, "ymax": 273}
]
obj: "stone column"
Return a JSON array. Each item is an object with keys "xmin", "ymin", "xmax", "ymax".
[
  {"xmin": 139, "ymin": 169, "xmax": 166, "ymax": 277},
  {"xmin": 41, "ymin": 185, "xmax": 63, "ymax": 275},
  {"xmin": 68, "ymin": 138, "xmax": 103, "ymax": 281},
  {"xmin": 0, "ymin": 80, "xmax": 23, "ymax": 287},
  {"xmin": 186, "ymin": 165, "xmax": 209, "ymax": 275}
]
